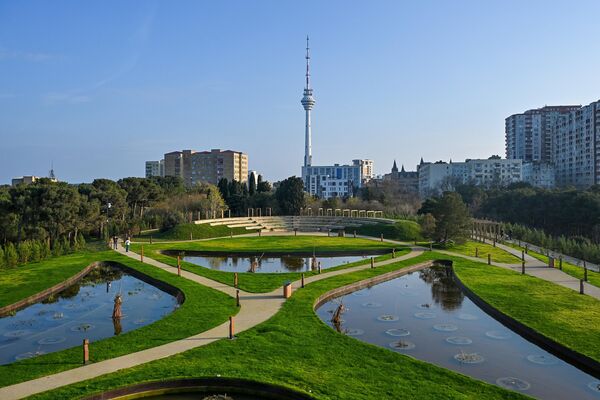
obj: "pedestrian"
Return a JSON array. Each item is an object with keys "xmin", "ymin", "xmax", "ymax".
[
  {"xmin": 113, "ymin": 236, "xmax": 118, "ymax": 250},
  {"xmin": 125, "ymin": 238, "xmax": 131, "ymax": 252}
]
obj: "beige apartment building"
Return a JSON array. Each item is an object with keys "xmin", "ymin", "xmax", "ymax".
[{"xmin": 162, "ymin": 149, "xmax": 248, "ymax": 186}]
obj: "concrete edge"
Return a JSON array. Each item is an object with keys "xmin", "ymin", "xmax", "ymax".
[{"xmin": 82, "ymin": 377, "xmax": 316, "ymax": 400}]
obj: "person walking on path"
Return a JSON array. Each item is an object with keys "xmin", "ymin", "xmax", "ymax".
[
  {"xmin": 112, "ymin": 236, "xmax": 118, "ymax": 250},
  {"xmin": 125, "ymin": 238, "xmax": 131, "ymax": 252}
]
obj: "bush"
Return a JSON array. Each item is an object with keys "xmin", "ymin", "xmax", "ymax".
[
  {"xmin": 17, "ymin": 241, "xmax": 33, "ymax": 264},
  {"xmin": 0, "ymin": 247, "xmax": 5, "ymax": 269},
  {"xmin": 160, "ymin": 211, "xmax": 184, "ymax": 232},
  {"xmin": 40, "ymin": 240, "xmax": 51, "ymax": 260},
  {"xmin": 30, "ymin": 240, "xmax": 42, "ymax": 262},
  {"xmin": 4, "ymin": 243, "xmax": 18, "ymax": 268},
  {"xmin": 355, "ymin": 220, "xmax": 422, "ymax": 241}
]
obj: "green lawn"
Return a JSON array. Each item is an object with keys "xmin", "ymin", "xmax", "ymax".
[
  {"xmin": 135, "ymin": 223, "xmax": 248, "ymax": 242},
  {"xmin": 454, "ymin": 256, "xmax": 600, "ymax": 363},
  {"xmin": 131, "ymin": 236, "xmax": 402, "ymax": 293},
  {"xmin": 28, "ymin": 253, "xmax": 526, "ymax": 400},
  {"xmin": 354, "ymin": 219, "xmax": 422, "ymax": 241},
  {"xmin": 0, "ymin": 251, "xmax": 97, "ymax": 308},
  {"xmin": 0, "ymin": 251, "xmax": 238, "ymax": 388},
  {"xmin": 442, "ymin": 240, "xmax": 520, "ymax": 263},
  {"xmin": 505, "ymin": 243, "xmax": 600, "ymax": 289}
]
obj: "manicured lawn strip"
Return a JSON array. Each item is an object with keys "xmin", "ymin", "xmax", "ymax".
[
  {"xmin": 132, "ymin": 237, "xmax": 403, "ymax": 293},
  {"xmin": 442, "ymin": 240, "xmax": 520, "ymax": 263},
  {"xmin": 354, "ymin": 219, "xmax": 423, "ymax": 241},
  {"xmin": 135, "ymin": 223, "xmax": 248, "ymax": 242},
  {"xmin": 505, "ymin": 243, "xmax": 600, "ymax": 288},
  {"xmin": 454, "ymin": 257, "xmax": 600, "ymax": 363},
  {"xmin": 0, "ymin": 251, "xmax": 238, "ymax": 389},
  {"xmin": 29, "ymin": 253, "xmax": 525, "ymax": 400},
  {"xmin": 0, "ymin": 252, "xmax": 97, "ymax": 308}
]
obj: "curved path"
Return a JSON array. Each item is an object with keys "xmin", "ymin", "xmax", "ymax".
[{"xmin": 0, "ymin": 236, "xmax": 422, "ymax": 400}]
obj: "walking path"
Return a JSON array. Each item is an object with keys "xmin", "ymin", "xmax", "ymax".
[
  {"xmin": 2, "ymin": 233, "xmax": 598, "ymax": 399},
  {"xmin": 0, "ymin": 237, "xmax": 422, "ymax": 400}
]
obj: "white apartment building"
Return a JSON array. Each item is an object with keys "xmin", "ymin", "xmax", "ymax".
[
  {"xmin": 522, "ymin": 162, "xmax": 555, "ymax": 189},
  {"xmin": 418, "ymin": 158, "xmax": 523, "ymax": 196},
  {"xmin": 302, "ymin": 164, "xmax": 363, "ymax": 199},
  {"xmin": 352, "ymin": 159, "xmax": 374, "ymax": 182},
  {"xmin": 145, "ymin": 160, "xmax": 164, "ymax": 178}
]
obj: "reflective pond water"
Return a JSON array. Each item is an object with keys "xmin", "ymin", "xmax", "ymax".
[
  {"xmin": 146, "ymin": 394, "xmax": 258, "ymax": 400},
  {"xmin": 181, "ymin": 252, "xmax": 384, "ymax": 273},
  {"xmin": 316, "ymin": 265, "xmax": 600, "ymax": 399},
  {"xmin": 0, "ymin": 265, "xmax": 179, "ymax": 365}
]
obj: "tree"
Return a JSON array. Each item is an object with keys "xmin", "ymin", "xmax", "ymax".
[
  {"xmin": 419, "ymin": 213, "xmax": 437, "ymax": 239},
  {"xmin": 248, "ymin": 172, "xmax": 257, "ymax": 196},
  {"xmin": 275, "ymin": 177, "xmax": 306, "ymax": 215},
  {"xmin": 0, "ymin": 246, "xmax": 5, "ymax": 268},
  {"xmin": 431, "ymin": 192, "xmax": 471, "ymax": 243},
  {"xmin": 4, "ymin": 242, "xmax": 18, "ymax": 267},
  {"xmin": 257, "ymin": 175, "xmax": 272, "ymax": 193}
]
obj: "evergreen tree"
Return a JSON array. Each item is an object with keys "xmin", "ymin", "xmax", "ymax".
[
  {"xmin": 0, "ymin": 246, "xmax": 5, "ymax": 269},
  {"xmin": 275, "ymin": 177, "xmax": 306, "ymax": 215},
  {"xmin": 431, "ymin": 192, "xmax": 471, "ymax": 243},
  {"xmin": 4, "ymin": 242, "xmax": 18, "ymax": 267},
  {"xmin": 249, "ymin": 172, "xmax": 257, "ymax": 195}
]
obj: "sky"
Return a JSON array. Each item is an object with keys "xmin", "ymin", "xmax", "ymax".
[{"xmin": 1, "ymin": 0, "xmax": 600, "ymax": 184}]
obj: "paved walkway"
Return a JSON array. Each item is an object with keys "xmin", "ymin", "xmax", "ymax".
[{"xmin": 0, "ymin": 238, "xmax": 422, "ymax": 400}]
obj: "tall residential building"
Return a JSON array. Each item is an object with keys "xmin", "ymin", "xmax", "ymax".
[
  {"xmin": 505, "ymin": 106, "xmax": 580, "ymax": 163},
  {"xmin": 145, "ymin": 160, "xmax": 164, "ymax": 178},
  {"xmin": 506, "ymin": 101, "xmax": 600, "ymax": 188},
  {"xmin": 164, "ymin": 151, "xmax": 185, "ymax": 180},
  {"xmin": 190, "ymin": 149, "xmax": 248, "ymax": 185},
  {"xmin": 353, "ymin": 159, "xmax": 375, "ymax": 182},
  {"xmin": 418, "ymin": 158, "xmax": 523, "ymax": 196}
]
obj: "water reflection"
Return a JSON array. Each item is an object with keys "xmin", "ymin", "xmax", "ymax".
[{"xmin": 316, "ymin": 265, "xmax": 600, "ymax": 399}]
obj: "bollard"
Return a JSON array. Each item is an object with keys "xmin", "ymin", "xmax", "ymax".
[
  {"xmin": 150, "ymin": 236, "xmax": 153, "ymax": 245},
  {"xmin": 140, "ymin": 245, "xmax": 144, "ymax": 263},
  {"xmin": 83, "ymin": 339, "xmax": 90, "ymax": 364},
  {"xmin": 559, "ymin": 257, "xmax": 563, "ymax": 270},
  {"xmin": 190, "ymin": 232, "xmax": 193, "ymax": 241},
  {"xmin": 327, "ymin": 229, "xmax": 330, "ymax": 237},
  {"xmin": 229, "ymin": 316, "xmax": 235, "ymax": 339},
  {"xmin": 521, "ymin": 261, "xmax": 525, "ymax": 274},
  {"xmin": 177, "ymin": 256, "xmax": 181, "ymax": 276},
  {"xmin": 236, "ymin": 290, "xmax": 240, "ymax": 307},
  {"xmin": 380, "ymin": 233, "xmax": 384, "ymax": 242},
  {"xmin": 518, "ymin": 240, "xmax": 521, "ymax": 247},
  {"xmin": 234, "ymin": 272, "xmax": 238, "ymax": 288},
  {"xmin": 580, "ymin": 279, "xmax": 584, "ymax": 295},
  {"xmin": 584, "ymin": 265, "xmax": 588, "ymax": 282},
  {"xmin": 230, "ymin": 230, "xmax": 233, "ymax": 238},
  {"xmin": 487, "ymin": 254, "xmax": 491, "ymax": 265},
  {"xmin": 525, "ymin": 245, "xmax": 528, "ymax": 254},
  {"xmin": 521, "ymin": 250, "xmax": 525, "ymax": 261},
  {"xmin": 493, "ymin": 240, "xmax": 496, "ymax": 247},
  {"xmin": 475, "ymin": 247, "xmax": 479, "ymax": 258},
  {"xmin": 429, "ymin": 242, "xmax": 433, "ymax": 251},
  {"xmin": 301, "ymin": 273, "xmax": 305, "ymax": 288},
  {"xmin": 294, "ymin": 228, "xmax": 297, "ymax": 237},
  {"xmin": 318, "ymin": 262, "xmax": 322, "ymax": 274},
  {"xmin": 370, "ymin": 257, "xmax": 375, "ymax": 269},
  {"xmin": 354, "ymin": 231, "xmax": 357, "ymax": 238}
]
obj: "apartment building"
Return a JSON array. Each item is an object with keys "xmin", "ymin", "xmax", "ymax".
[{"xmin": 145, "ymin": 160, "xmax": 164, "ymax": 178}]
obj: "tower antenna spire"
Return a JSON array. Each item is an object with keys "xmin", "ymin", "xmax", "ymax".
[
  {"xmin": 305, "ymin": 35, "xmax": 310, "ymax": 90},
  {"xmin": 301, "ymin": 35, "xmax": 315, "ymax": 168}
]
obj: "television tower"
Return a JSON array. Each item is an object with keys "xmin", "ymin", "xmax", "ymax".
[{"xmin": 301, "ymin": 36, "xmax": 315, "ymax": 167}]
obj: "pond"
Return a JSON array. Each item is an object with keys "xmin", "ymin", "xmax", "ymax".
[
  {"xmin": 316, "ymin": 264, "xmax": 600, "ymax": 399},
  {"xmin": 0, "ymin": 265, "xmax": 179, "ymax": 365},
  {"xmin": 179, "ymin": 251, "xmax": 387, "ymax": 273}
]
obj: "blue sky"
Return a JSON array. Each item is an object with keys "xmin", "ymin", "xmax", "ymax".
[{"xmin": 1, "ymin": 0, "xmax": 599, "ymax": 184}]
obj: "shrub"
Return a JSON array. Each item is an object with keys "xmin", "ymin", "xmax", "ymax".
[
  {"xmin": 0, "ymin": 247, "xmax": 5, "ymax": 269},
  {"xmin": 30, "ymin": 240, "xmax": 42, "ymax": 262},
  {"xmin": 17, "ymin": 241, "xmax": 33, "ymax": 264},
  {"xmin": 4, "ymin": 243, "xmax": 18, "ymax": 268},
  {"xmin": 40, "ymin": 240, "xmax": 51, "ymax": 260}
]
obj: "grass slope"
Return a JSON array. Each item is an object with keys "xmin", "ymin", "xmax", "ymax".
[
  {"xmin": 454, "ymin": 257, "xmax": 600, "ymax": 363},
  {"xmin": 0, "ymin": 251, "xmax": 238, "ymax": 388},
  {"xmin": 29, "ymin": 253, "xmax": 526, "ymax": 400},
  {"xmin": 132, "ymin": 236, "xmax": 401, "ymax": 293},
  {"xmin": 135, "ymin": 223, "xmax": 248, "ymax": 242},
  {"xmin": 355, "ymin": 219, "xmax": 422, "ymax": 241},
  {"xmin": 442, "ymin": 240, "xmax": 520, "ymax": 264}
]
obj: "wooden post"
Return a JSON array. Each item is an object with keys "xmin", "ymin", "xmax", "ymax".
[
  {"xmin": 580, "ymin": 279, "xmax": 584, "ymax": 295},
  {"xmin": 140, "ymin": 245, "xmax": 144, "ymax": 263},
  {"xmin": 487, "ymin": 254, "xmax": 491, "ymax": 265},
  {"xmin": 230, "ymin": 229, "xmax": 233, "ymax": 238},
  {"xmin": 521, "ymin": 250, "xmax": 525, "ymax": 261},
  {"xmin": 177, "ymin": 256, "xmax": 181, "ymax": 276},
  {"xmin": 83, "ymin": 339, "xmax": 89, "ymax": 364},
  {"xmin": 234, "ymin": 272, "xmax": 238, "ymax": 288},
  {"xmin": 475, "ymin": 247, "xmax": 479, "ymax": 258},
  {"xmin": 318, "ymin": 262, "xmax": 322, "ymax": 274},
  {"xmin": 301, "ymin": 273, "xmax": 305, "ymax": 288},
  {"xmin": 150, "ymin": 236, "xmax": 153, "ymax": 245},
  {"xmin": 236, "ymin": 290, "xmax": 240, "ymax": 307},
  {"xmin": 258, "ymin": 229, "xmax": 261, "ymax": 237},
  {"xmin": 521, "ymin": 260, "xmax": 525, "ymax": 274},
  {"xmin": 229, "ymin": 316, "xmax": 235, "ymax": 339},
  {"xmin": 294, "ymin": 228, "xmax": 297, "ymax": 236},
  {"xmin": 380, "ymin": 233, "xmax": 383, "ymax": 242},
  {"xmin": 525, "ymin": 245, "xmax": 528, "ymax": 254},
  {"xmin": 370, "ymin": 257, "xmax": 375, "ymax": 269},
  {"xmin": 493, "ymin": 239, "xmax": 496, "ymax": 247},
  {"xmin": 584, "ymin": 263, "xmax": 588, "ymax": 282},
  {"xmin": 429, "ymin": 242, "xmax": 433, "ymax": 251}
]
